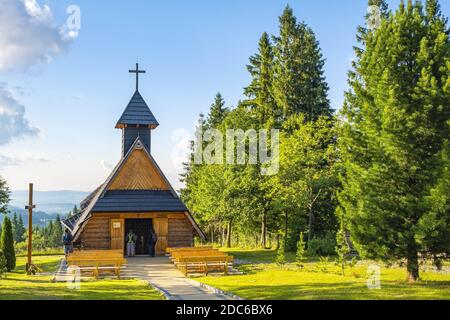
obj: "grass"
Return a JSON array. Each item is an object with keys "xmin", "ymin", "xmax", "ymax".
[
  {"xmin": 196, "ymin": 248, "xmax": 450, "ymax": 300},
  {"xmin": 0, "ymin": 256, "xmax": 164, "ymax": 300}
]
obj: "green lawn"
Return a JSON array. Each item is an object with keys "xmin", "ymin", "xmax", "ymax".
[
  {"xmin": 0, "ymin": 256, "xmax": 164, "ymax": 300},
  {"xmin": 197, "ymin": 249, "xmax": 450, "ymax": 300}
]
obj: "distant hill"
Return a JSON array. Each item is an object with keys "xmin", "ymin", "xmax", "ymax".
[
  {"xmin": 1, "ymin": 190, "xmax": 90, "ymax": 228},
  {"xmin": 4, "ymin": 207, "xmax": 60, "ymax": 227},
  {"xmin": 10, "ymin": 190, "xmax": 89, "ymax": 215}
]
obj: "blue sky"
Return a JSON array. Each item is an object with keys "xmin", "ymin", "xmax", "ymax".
[{"xmin": 0, "ymin": 0, "xmax": 448, "ymax": 192}]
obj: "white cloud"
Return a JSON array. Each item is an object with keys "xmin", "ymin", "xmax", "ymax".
[
  {"xmin": 0, "ymin": 153, "xmax": 49, "ymax": 168},
  {"xmin": 0, "ymin": 84, "xmax": 40, "ymax": 145},
  {"xmin": 0, "ymin": 0, "xmax": 78, "ymax": 72}
]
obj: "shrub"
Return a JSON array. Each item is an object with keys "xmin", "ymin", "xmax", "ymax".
[
  {"xmin": 295, "ymin": 232, "xmax": 307, "ymax": 268},
  {"xmin": 1, "ymin": 216, "xmax": 16, "ymax": 271},
  {"xmin": 276, "ymin": 236, "xmax": 286, "ymax": 268},
  {"xmin": 0, "ymin": 250, "xmax": 7, "ymax": 277},
  {"xmin": 307, "ymin": 233, "xmax": 336, "ymax": 257}
]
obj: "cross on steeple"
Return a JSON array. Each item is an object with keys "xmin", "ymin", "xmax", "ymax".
[{"xmin": 129, "ymin": 63, "xmax": 146, "ymax": 91}]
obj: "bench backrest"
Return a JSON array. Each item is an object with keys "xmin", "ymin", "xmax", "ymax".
[
  {"xmin": 179, "ymin": 256, "xmax": 233, "ymax": 263},
  {"xmin": 170, "ymin": 250, "xmax": 221, "ymax": 256},
  {"xmin": 167, "ymin": 247, "xmax": 213, "ymax": 253}
]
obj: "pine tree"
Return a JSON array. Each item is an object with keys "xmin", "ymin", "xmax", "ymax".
[
  {"xmin": 295, "ymin": 232, "xmax": 307, "ymax": 268},
  {"xmin": 52, "ymin": 215, "xmax": 63, "ymax": 247},
  {"xmin": 276, "ymin": 232, "xmax": 287, "ymax": 268},
  {"xmin": 1, "ymin": 216, "xmax": 15, "ymax": 271},
  {"xmin": 16, "ymin": 215, "xmax": 25, "ymax": 243},
  {"xmin": 338, "ymin": 0, "xmax": 450, "ymax": 282},
  {"xmin": 335, "ymin": 209, "xmax": 350, "ymax": 276},
  {"xmin": 12, "ymin": 212, "xmax": 18, "ymax": 243},
  {"xmin": 244, "ymin": 32, "xmax": 278, "ymax": 127},
  {"xmin": 206, "ymin": 93, "xmax": 228, "ymax": 129},
  {"xmin": 0, "ymin": 250, "xmax": 7, "ymax": 277},
  {"xmin": 272, "ymin": 6, "xmax": 332, "ymax": 123}
]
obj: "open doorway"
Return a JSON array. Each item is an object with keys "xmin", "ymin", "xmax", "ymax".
[{"xmin": 124, "ymin": 218, "xmax": 153, "ymax": 255}]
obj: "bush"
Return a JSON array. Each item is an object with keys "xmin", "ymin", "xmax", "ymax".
[
  {"xmin": 295, "ymin": 232, "xmax": 307, "ymax": 267},
  {"xmin": 1, "ymin": 216, "xmax": 16, "ymax": 271},
  {"xmin": 307, "ymin": 233, "xmax": 336, "ymax": 257},
  {"xmin": 0, "ymin": 250, "xmax": 7, "ymax": 277},
  {"xmin": 276, "ymin": 236, "xmax": 286, "ymax": 268}
]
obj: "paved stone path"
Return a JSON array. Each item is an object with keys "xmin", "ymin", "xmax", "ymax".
[{"xmin": 122, "ymin": 256, "xmax": 234, "ymax": 300}]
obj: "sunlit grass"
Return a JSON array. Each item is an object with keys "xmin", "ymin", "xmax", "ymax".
[
  {"xmin": 197, "ymin": 248, "xmax": 450, "ymax": 300},
  {"xmin": 0, "ymin": 256, "xmax": 164, "ymax": 300}
]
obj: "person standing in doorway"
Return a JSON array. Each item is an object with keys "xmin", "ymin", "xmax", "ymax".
[
  {"xmin": 62, "ymin": 228, "xmax": 73, "ymax": 257},
  {"xmin": 148, "ymin": 227, "xmax": 157, "ymax": 257},
  {"xmin": 126, "ymin": 230, "xmax": 137, "ymax": 257}
]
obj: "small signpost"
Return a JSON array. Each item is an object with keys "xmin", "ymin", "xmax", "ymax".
[{"xmin": 25, "ymin": 183, "xmax": 36, "ymax": 274}]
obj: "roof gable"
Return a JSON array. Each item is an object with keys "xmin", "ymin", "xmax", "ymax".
[
  {"xmin": 116, "ymin": 91, "xmax": 159, "ymax": 128},
  {"xmin": 69, "ymin": 137, "xmax": 205, "ymax": 241},
  {"xmin": 108, "ymin": 147, "xmax": 169, "ymax": 191}
]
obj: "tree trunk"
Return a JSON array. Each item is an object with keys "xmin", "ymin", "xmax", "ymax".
[
  {"xmin": 226, "ymin": 220, "xmax": 232, "ymax": 248},
  {"xmin": 268, "ymin": 232, "xmax": 272, "ymax": 249},
  {"xmin": 284, "ymin": 211, "xmax": 288, "ymax": 247},
  {"xmin": 222, "ymin": 225, "xmax": 225, "ymax": 247},
  {"xmin": 406, "ymin": 242, "xmax": 419, "ymax": 282},
  {"xmin": 275, "ymin": 232, "xmax": 280, "ymax": 250},
  {"xmin": 210, "ymin": 226, "xmax": 214, "ymax": 245},
  {"xmin": 260, "ymin": 211, "xmax": 267, "ymax": 248},
  {"xmin": 308, "ymin": 205, "xmax": 314, "ymax": 243}
]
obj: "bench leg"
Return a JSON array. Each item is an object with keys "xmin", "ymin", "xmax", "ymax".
[{"xmin": 204, "ymin": 262, "xmax": 208, "ymax": 276}]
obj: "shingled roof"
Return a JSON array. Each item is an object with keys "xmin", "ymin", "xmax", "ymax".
[
  {"xmin": 92, "ymin": 190, "xmax": 188, "ymax": 212},
  {"xmin": 116, "ymin": 91, "xmax": 159, "ymax": 128}
]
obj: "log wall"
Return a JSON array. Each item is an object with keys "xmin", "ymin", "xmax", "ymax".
[
  {"xmin": 80, "ymin": 216, "xmax": 111, "ymax": 249},
  {"xmin": 78, "ymin": 213, "xmax": 195, "ymax": 251},
  {"xmin": 168, "ymin": 216, "xmax": 194, "ymax": 248}
]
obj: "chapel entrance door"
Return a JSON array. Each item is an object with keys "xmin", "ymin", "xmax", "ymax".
[{"xmin": 124, "ymin": 219, "xmax": 153, "ymax": 255}]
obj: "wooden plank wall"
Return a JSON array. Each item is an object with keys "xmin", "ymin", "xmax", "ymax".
[
  {"xmin": 168, "ymin": 216, "xmax": 194, "ymax": 248},
  {"xmin": 80, "ymin": 216, "xmax": 111, "ymax": 249},
  {"xmin": 79, "ymin": 213, "xmax": 194, "ymax": 251},
  {"xmin": 109, "ymin": 149, "xmax": 169, "ymax": 190}
]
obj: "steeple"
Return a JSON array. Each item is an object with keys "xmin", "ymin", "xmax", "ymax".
[{"xmin": 116, "ymin": 63, "xmax": 159, "ymax": 157}]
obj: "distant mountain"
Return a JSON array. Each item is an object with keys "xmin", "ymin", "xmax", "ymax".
[
  {"xmin": 4, "ymin": 207, "xmax": 60, "ymax": 227},
  {"xmin": 10, "ymin": 190, "xmax": 89, "ymax": 215}
]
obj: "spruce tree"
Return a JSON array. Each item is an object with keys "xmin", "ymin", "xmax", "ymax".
[
  {"xmin": 12, "ymin": 212, "xmax": 18, "ymax": 243},
  {"xmin": 16, "ymin": 215, "xmax": 25, "ymax": 243},
  {"xmin": 206, "ymin": 93, "xmax": 228, "ymax": 129},
  {"xmin": 1, "ymin": 216, "xmax": 15, "ymax": 271},
  {"xmin": 244, "ymin": 32, "xmax": 278, "ymax": 127},
  {"xmin": 272, "ymin": 6, "xmax": 332, "ymax": 122},
  {"xmin": 0, "ymin": 250, "xmax": 7, "ymax": 277},
  {"xmin": 335, "ymin": 210, "xmax": 350, "ymax": 276},
  {"xmin": 295, "ymin": 232, "xmax": 307, "ymax": 268},
  {"xmin": 53, "ymin": 215, "xmax": 63, "ymax": 247},
  {"xmin": 338, "ymin": 0, "xmax": 450, "ymax": 282},
  {"xmin": 276, "ymin": 237, "xmax": 286, "ymax": 268}
]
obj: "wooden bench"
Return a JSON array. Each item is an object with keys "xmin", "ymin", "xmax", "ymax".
[
  {"xmin": 170, "ymin": 250, "xmax": 221, "ymax": 262},
  {"xmin": 176, "ymin": 256, "xmax": 234, "ymax": 276},
  {"xmin": 66, "ymin": 250, "xmax": 126, "ymax": 279},
  {"xmin": 166, "ymin": 247, "xmax": 213, "ymax": 254},
  {"xmin": 166, "ymin": 247, "xmax": 234, "ymax": 276}
]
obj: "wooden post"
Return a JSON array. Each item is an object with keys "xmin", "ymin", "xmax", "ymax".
[{"xmin": 25, "ymin": 183, "xmax": 35, "ymax": 274}]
